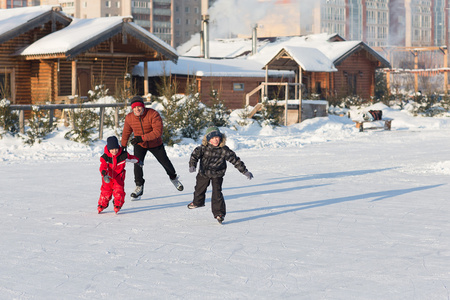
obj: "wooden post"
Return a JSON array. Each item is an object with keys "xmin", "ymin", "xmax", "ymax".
[
  {"xmin": 49, "ymin": 109, "xmax": 54, "ymax": 128},
  {"xmin": 144, "ymin": 61, "xmax": 149, "ymax": 96},
  {"xmin": 284, "ymin": 83, "xmax": 288, "ymax": 126},
  {"xmin": 264, "ymin": 65, "xmax": 268, "ymax": 100},
  {"xmin": 114, "ymin": 107, "xmax": 119, "ymax": 130},
  {"xmin": 98, "ymin": 107, "xmax": 105, "ymax": 140},
  {"xmin": 444, "ymin": 48, "xmax": 448, "ymax": 94},
  {"xmin": 71, "ymin": 60, "xmax": 77, "ymax": 96},
  {"xmin": 386, "ymin": 70, "xmax": 391, "ymax": 95},
  {"xmin": 19, "ymin": 110, "xmax": 25, "ymax": 134},
  {"xmin": 298, "ymin": 66, "xmax": 302, "ymax": 123},
  {"xmin": 413, "ymin": 50, "xmax": 418, "ymax": 93}
]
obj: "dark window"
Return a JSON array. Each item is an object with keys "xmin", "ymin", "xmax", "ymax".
[{"xmin": 0, "ymin": 73, "xmax": 11, "ymax": 99}]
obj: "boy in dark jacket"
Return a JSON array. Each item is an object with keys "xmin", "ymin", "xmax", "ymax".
[
  {"xmin": 98, "ymin": 136, "xmax": 139, "ymax": 214},
  {"xmin": 187, "ymin": 126, "xmax": 253, "ymax": 223}
]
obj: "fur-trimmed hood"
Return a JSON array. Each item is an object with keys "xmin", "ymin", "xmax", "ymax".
[{"xmin": 202, "ymin": 132, "xmax": 227, "ymax": 147}]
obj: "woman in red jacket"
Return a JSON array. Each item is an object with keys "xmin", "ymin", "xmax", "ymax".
[
  {"xmin": 98, "ymin": 136, "xmax": 139, "ymax": 214},
  {"xmin": 121, "ymin": 96, "xmax": 183, "ymax": 200}
]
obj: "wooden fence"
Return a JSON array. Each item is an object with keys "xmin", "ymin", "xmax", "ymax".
[{"xmin": 9, "ymin": 102, "xmax": 149, "ymax": 140}]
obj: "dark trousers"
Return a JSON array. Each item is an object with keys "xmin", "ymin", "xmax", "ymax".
[
  {"xmin": 133, "ymin": 143, "xmax": 177, "ymax": 186},
  {"xmin": 193, "ymin": 173, "xmax": 225, "ymax": 218}
]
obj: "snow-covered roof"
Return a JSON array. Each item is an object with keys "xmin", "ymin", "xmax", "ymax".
[
  {"xmin": 16, "ymin": 16, "xmax": 177, "ymax": 61},
  {"xmin": 0, "ymin": 5, "xmax": 57, "ymax": 35},
  {"xmin": 0, "ymin": 5, "xmax": 71, "ymax": 44},
  {"xmin": 133, "ymin": 56, "xmax": 291, "ymax": 78},
  {"xmin": 18, "ymin": 16, "xmax": 125, "ymax": 56},
  {"xmin": 182, "ymin": 38, "xmax": 271, "ymax": 58},
  {"xmin": 264, "ymin": 46, "xmax": 337, "ymax": 72},
  {"xmin": 181, "ymin": 33, "xmax": 390, "ymax": 70}
]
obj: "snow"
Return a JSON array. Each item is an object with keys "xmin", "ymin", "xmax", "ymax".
[
  {"xmin": 133, "ymin": 56, "xmax": 291, "ymax": 78},
  {"xmin": 18, "ymin": 16, "xmax": 128, "ymax": 56},
  {"xmin": 1, "ymin": 103, "xmax": 450, "ymax": 299},
  {"xmin": 270, "ymin": 46, "xmax": 337, "ymax": 72},
  {"xmin": 0, "ymin": 5, "xmax": 59, "ymax": 35}
]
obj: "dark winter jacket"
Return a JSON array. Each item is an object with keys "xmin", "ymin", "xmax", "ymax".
[
  {"xmin": 189, "ymin": 133, "xmax": 248, "ymax": 178},
  {"xmin": 121, "ymin": 108, "xmax": 163, "ymax": 149},
  {"xmin": 100, "ymin": 146, "xmax": 139, "ymax": 183}
]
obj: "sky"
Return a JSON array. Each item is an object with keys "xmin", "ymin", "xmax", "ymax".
[{"xmin": 1, "ymin": 102, "xmax": 450, "ymax": 299}]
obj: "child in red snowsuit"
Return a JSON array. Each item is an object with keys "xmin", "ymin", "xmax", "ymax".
[{"xmin": 98, "ymin": 136, "xmax": 139, "ymax": 214}]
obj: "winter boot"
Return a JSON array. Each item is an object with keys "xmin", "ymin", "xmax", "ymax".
[
  {"xmin": 170, "ymin": 176, "xmax": 184, "ymax": 191},
  {"xmin": 131, "ymin": 185, "xmax": 143, "ymax": 200},
  {"xmin": 114, "ymin": 206, "xmax": 121, "ymax": 214}
]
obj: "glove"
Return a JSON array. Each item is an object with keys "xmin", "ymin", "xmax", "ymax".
[
  {"xmin": 244, "ymin": 171, "xmax": 253, "ymax": 180},
  {"xmin": 131, "ymin": 136, "xmax": 143, "ymax": 145},
  {"xmin": 189, "ymin": 166, "xmax": 196, "ymax": 173},
  {"xmin": 122, "ymin": 146, "xmax": 127, "ymax": 153},
  {"xmin": 101, "ymin": 171, "xmax": 111, "ymax": 183},
  {"xmin": 103, "ymin": 174, "xmax": 111, "ymax": 183}
]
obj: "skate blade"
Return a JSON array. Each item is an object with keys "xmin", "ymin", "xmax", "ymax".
[{"xmin": 131, "ymin": 196, "xmax": 141, "ymax": 201}]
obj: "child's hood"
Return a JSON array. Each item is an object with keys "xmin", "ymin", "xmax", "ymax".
[{"xmin": 202, "ymin": 132, "xmax": 227, "ymax": 147}]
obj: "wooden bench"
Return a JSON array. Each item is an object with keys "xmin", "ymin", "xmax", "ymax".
[{"xmin": 353, "ymin": 118, "xmax": 393, "ymax": 132}]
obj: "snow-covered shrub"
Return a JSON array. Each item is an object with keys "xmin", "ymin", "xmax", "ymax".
[
  {"xmin": 253, "ymin": 99, "xmax": 283, "ymax": 127},
  {"xmin": 64, "ymin": 99, "xmax": 99, "ymax": 145},
  {"xmin": 23, "ymin": 106, "xmax": 57, "ymax": 145},
  {"xmin": 179, "ymin": 79, "xmax": 207, "ymax": 140},
  {"xmin": 205, "ymin": 89, "xmax": 230, "ymax": 127},
  {"xmin": 0, "ymin": 98, "xmax": 19, "ymax": 138}
]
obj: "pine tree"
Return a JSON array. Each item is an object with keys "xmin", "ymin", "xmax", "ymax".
[
  {"xmin": 23, "ymin": 106, "xmax": 57, "ymax": 145},
  {"xmin": 157, "ymin": 75, "xmax": 182, "ymax": 146},
  {"xmin": 0, "ymin": 98, "xmax": 19, "ymax": 137},
  {"xmin": 180, "ymin": 78, "xmax": 207, "ymax": 140},
  {"xmin": 206, "ymin": 88, "xmax": 229, "ymax": 127}
]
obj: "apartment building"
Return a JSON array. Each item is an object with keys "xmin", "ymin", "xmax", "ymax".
[
  {"xmin": 41, "ymin": 0, "xmax": 172, "ymax": 45},
  {"xmin": 302, "ymin": 0, "xmax": 444, "ymax": 48},
  {"xmin": 0, "ymin": 0, "xmax": 40, "ymax": 9},
  {"xmin": 173, "ymin": 0, "xmax": 217, "ymax": 48}
]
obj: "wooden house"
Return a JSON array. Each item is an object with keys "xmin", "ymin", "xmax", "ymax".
[
  {"xmin": 133, "ymin": 56, "xmax": 293, "ymax": 109},
  {"xmin": 0, "ymin": 6, "xmax": 71, "ymax": 103},
  {"xmin": 0, "ymin": 5, "xmax": 177, "ymax": 105}
]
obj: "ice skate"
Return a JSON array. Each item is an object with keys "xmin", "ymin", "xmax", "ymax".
[
  {"xmin": 170, "ymin": 176, "xmax": 184, "ymax": 191},
  {"xmin": 130, "ymin": 185, "xmax": 143, "ymax": 200}
]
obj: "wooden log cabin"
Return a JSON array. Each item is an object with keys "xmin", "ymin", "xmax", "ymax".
[
  {"xmin": 132, "ymin": 56, "xmax": 293, "ymax": 109},
  {"xmin": 0, "ymin": 5, "xmax": 177, "ymax": 105}
]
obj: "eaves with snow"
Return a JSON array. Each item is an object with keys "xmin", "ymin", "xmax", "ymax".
[
  {"xmin": 13, "ymin": 14, "xmax": 177, "ymax": 62},
  {"xmin": 133, "ymin": 56, "xmax": 292, "ymax": 78},
  {"xmin": 0, "ymin": 5, "xmax": 72, "ymax": 44},
  {"xmin": 180, "ymin": 33, "xmax": 390, "ymax": 71}
]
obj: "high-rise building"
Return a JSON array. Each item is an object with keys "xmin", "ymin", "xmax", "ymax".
[
  {"xmin": 172, "ymin": 0, "xmax": 217, "ymax": 49},
  {"xmin": 40, "ymin": 0, "xmax": 173, "ymax": 45},
  {"xmin": 0, "ymin": 0, "xmax": 40, "ymax": 9}
]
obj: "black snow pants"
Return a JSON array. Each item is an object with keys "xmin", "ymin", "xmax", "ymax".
[
  {"xmin": 192, "ymin": 173, "xmax": 225, "ymax": 218},
  {"xmin": 133, "ymin": 143, "xmax": 177, "ymax": 186}
]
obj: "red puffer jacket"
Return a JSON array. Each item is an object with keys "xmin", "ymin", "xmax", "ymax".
[
  {"xmin": 121, "ymin": 108, "xmax": 163, "ymax": 149},
  {"xmin": 100, "ymin": 146, "xmax": 139, "ymax": 183}
]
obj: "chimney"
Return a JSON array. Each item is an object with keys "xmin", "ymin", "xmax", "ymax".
[
  {"xmin": 202, "ymin": 15, "xmax": 210, "ymax": 59},
  {"xmin": 252, "ymin": 24, "xmax": 258, "ymax": 55},
  {"xmin": 201, "ymin": 0, "xmax": 210, "ymax": 59}
]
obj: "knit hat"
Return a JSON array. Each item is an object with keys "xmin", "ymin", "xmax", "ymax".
[
  {"xmin": 205, "ymin": 126, "xmax": 222, "ymax": 141},
  {"xmin": 106, "ymin": 136, "xmax": 120, "ymax": 150},
  {"xmin": 130, "ymin": 95, "xmax": 145, "ymax": 109}
]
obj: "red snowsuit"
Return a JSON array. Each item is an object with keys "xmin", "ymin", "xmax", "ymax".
[{"xmin": 98, "ymin": 146, "xmax": 139, "ymax": 209}]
